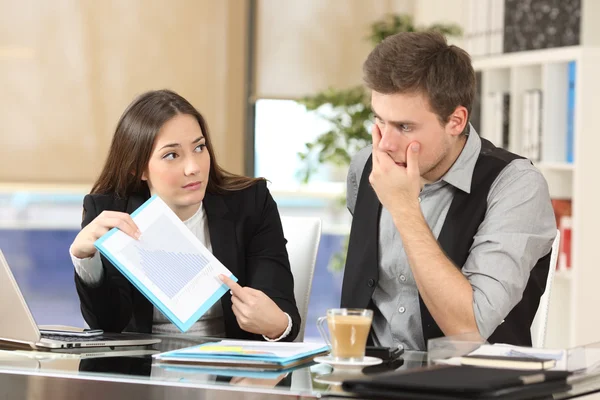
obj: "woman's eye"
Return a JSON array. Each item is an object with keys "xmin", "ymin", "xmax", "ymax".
[
  {"xmin": 195, "ymin": 144, "xmax": 206, "ymax": 152},
  {"xmin": 162, "ymin": 152, "xmax": 177, "ymax": 160}
]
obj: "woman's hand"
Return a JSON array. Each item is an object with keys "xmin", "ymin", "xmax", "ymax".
[
  {"xmin": 70, "ymin": 211, "xmax": 141, "ymax": 259},
  {"xmin": 219, "ymin": 275, "xmax": 289, "ymax": 339}
]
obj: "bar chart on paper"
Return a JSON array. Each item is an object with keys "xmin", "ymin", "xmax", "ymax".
[
  {"xmin": 120, "ymin": 214, "xmax": 212, "ymax": 299},
  {"xmin": 131, "ymin": 246, "xmax": 210, "ymax": 298},
  {"xmin": 95, "ymin": 195, "xmax": 235, "ymax": 331}
]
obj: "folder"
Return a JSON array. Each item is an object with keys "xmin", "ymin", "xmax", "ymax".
[
  {"xmin": 95, "ymin": 195, "xmax": 236, "ymax": 332},
  {"xmin": 153, "ymin": 340, "xmax": 330, "ymax": 371},
  {"xmin": 342, "ymin": 364, "xmax": 570, "ymax": 400}
]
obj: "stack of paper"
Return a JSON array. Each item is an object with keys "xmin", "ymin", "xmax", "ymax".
[{"xmin": 153, "ymin": 340, "xmax": 330, "ymax": 370}]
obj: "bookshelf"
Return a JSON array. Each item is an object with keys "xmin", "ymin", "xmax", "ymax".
[{"xmin": 473, "ymin": 45, "xmax": 600, "ymax": 348}]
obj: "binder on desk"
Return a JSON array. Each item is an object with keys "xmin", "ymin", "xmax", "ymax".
[
  {"xmin": 153, "ymin": 340, "xmax": 330, "ymax": 370},
  {"xmin": 342, "ymin": 365, "xmax": 571, "ymax": 400},
  {"xmin": 95, "ymin": 195, "xmax": 236, "ymax": 333}
]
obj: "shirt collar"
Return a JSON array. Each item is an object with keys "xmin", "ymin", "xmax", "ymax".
[
  {"xmin": 439, "ymin": 125, "xmax": 481, "ymax": 194},
  {"xmin": 183, "ymin": 202, "xmax": 205, "ymax": 226}
]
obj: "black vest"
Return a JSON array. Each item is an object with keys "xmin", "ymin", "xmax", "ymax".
[{"xmin": 341, "ymin": 137, "xmax": 551, "ymax": 346}]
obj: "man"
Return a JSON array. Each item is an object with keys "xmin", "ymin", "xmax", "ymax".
[{"xmin": 341, "ymin": 31, "xmax": 556, "ymax": 350}]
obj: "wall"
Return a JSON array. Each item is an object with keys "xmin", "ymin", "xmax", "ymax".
[
  {"xmin": 412, "ymin": 0, "xmax": 469, "ymax": 48},
  {"xmin": 0, "ymin": 0, "xmax": 247, "ymax": 185},
  {"xmin": 254, "ymin": 0, "xmax": 415, "ymax": 99}
]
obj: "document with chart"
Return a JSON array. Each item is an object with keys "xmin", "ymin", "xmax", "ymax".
[{"xmin": 94, "ymin": 195, "xmax": 236, "ymax": 332}]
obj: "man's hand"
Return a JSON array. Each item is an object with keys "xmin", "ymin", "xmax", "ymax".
[
  {"xmin": 219, "ymin": 275, "xmax": 289, "ymax": 339},
  {"xmin": 369, "ymin": 124, "xmax": 422, "ymax": 217}
]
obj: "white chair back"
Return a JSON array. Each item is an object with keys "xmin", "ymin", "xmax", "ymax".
[
  {"xmin": 530, "ymin": 230, "xmax": 560, "ymax": 348},
  {"xmin": 280, "ymin": 216, "xmax": 321, "ymax": 342}
]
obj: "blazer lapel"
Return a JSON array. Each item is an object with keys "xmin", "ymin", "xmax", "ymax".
[
  {"xmin": 203, "ymin": 192, "xmax": 241, "ymax": 338},
  {"xmin": 203, "ymin": 193, "xmax": 239, "ymax": 277},
  {"xmin": 125, "ymin": 188, "xmax": 151, "ymax": 214}
]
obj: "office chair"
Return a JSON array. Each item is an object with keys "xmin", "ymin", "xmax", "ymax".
[
  {"xmin": 530, "ymin": 230, "xmax": 561, "ymax": 348},
  {"xmin": 280, "ymin": 216, "xmax": 321, "ymax": 342}
]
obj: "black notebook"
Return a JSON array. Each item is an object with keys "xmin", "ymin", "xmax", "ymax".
[{"xmin": 342, "ymin": 365, "xmax": 571, "ymax": 400}]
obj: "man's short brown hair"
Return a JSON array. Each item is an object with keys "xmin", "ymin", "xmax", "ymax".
[{"xmin": 363, "ymin": 31, "xmax": 476, "ymax": 128}]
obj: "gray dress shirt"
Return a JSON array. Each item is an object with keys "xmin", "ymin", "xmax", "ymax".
[{"xmin": 346, "ymin": 129, "xmax": 556, "ymax": 350}]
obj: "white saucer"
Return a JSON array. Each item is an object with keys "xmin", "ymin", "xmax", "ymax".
[
  {"xmin": 313, "ymin": 355, "xmax": 382, "ymax": 370},
  {"xmin": 314, "ymin": 371, "xmax": 366, "ymax": 386}
]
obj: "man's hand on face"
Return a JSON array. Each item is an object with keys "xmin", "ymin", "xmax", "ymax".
[{"xmin": 369, "ymin": 123, "xmax": 422, "ymax": 218}]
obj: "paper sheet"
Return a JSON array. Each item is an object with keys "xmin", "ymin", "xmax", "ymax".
[{"xmin": 95, "ymin": 195, "xmax": 236, "ymax": 332}]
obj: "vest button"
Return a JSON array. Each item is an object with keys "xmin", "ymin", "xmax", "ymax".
[{"xmin": 367, "ymin": 278, "xmax": 375, "ymax": 287}]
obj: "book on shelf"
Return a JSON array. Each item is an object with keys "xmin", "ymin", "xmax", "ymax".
[
  {"xmin": 551, "ymin": 199, "xmax": 572, "ymax": 271},
  {"xmin": 559, "ymin": 216, "xmax": 572, "ymax": 271},
  {"xmin": 489, "ymin": 0, "xmax": 505, "ymax": 55},
  {"xmin": 466, "ymin": 0, "xmax": 504, "ymax": 56},
  {"xmin": 503, "ymin": 0, "xmax": 581, "ymax": 53},
  {"xmin": 471, "ymin": 71, "xmax": 482, "ymax": 133},
  {"xmin": 467, "ymin": 0, "xmax": 487, "ymax": 56},
  {"xmin": 487, "ymin": 91, "xmax": 510, "ymax": 150},
  {"xmin": 502, "ymin": 92, "xmax": 511, "ymax": 150},
  {"xmin": 566, "ymin": 61, "xmax": 576, "ymax": 163},
  {"xmin": 521, "ymin": 89, "xmax": 542, "ymax": 162},
  {"xmin": 551, "ymin": 199, "xmax": 572, "ymax": 228},
  {"xmin": 94, "ymin": 195, "xmax": 236, "ymax": 333}
]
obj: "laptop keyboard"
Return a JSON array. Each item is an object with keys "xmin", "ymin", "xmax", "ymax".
[{"xmin": 41, "ymin": 334, "xmax": 108, "ymax": 342}]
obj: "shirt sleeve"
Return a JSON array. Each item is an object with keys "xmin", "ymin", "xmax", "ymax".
[
  {"xmin": 463, "ymin": 159, "xmax": 557, "ymax": 339},
  {"xmin": 71, "ymin": 248, "xmax": 104, "ymax": 287}
]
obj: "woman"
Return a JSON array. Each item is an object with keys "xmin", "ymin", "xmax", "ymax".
[{"xmin": 70, "ymin": 89, "xmax": 299, "ymax": 342}]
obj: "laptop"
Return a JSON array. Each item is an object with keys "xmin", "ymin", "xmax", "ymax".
[{"xmin": 0, "ymin": 249, "xmax": 161, "ymax": 350}]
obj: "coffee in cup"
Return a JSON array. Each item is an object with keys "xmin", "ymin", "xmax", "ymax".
[{"xmin": 317, "ymin": 308, "xmax": 373, "ymax": 361}]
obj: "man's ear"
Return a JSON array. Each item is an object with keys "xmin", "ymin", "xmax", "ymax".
[{"xmin": 447, "ymin": 106, "xmax": 468, "ymax": 136}]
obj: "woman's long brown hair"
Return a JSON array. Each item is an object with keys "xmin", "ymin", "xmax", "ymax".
[{"xmin": 90, "ymin": 89, "xmax": 263, "ymax": 197}]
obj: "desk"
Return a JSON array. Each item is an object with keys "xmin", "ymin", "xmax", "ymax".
[{"xmin": 0, "ymin": 334, "xmax": 598, "ymax": 399}]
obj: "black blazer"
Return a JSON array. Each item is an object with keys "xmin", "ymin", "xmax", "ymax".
[{"xmin": 74, "ymin": 180, "xmax": 300, "ymax": 342}]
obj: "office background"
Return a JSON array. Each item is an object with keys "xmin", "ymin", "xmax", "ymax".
[{"xmin": 1, "ymin": 0, "xmax": 599, "ymax": 347}]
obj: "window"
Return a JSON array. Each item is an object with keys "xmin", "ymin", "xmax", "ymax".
[{"xmin": 254, "ymin": 99, "xmax": 344, "ymax": 191}]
